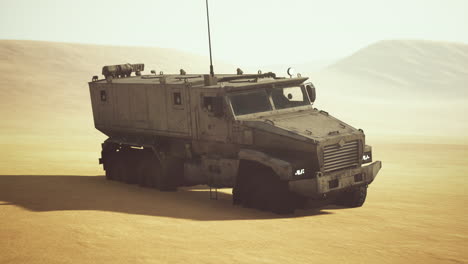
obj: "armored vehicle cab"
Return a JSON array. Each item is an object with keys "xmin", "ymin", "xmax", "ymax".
[{"xmin": 89, "ymin": 64, "xmax": 381, "ymax": 214}]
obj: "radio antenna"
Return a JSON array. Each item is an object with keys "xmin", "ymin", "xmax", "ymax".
[{"xmin": 205, "ymin": 0, "xmax": 214, "ymax": 76}]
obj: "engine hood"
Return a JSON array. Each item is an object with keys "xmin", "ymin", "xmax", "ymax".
[{"xmin": 240, "ymin": 108, "xmax": 362, "ymax": 143}]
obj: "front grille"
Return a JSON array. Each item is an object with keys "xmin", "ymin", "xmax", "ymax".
[{"xmin": 323, "ymin": 140, "xmax": 359, "ymax": 173}]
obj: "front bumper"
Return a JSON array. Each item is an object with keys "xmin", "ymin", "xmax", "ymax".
[{"xmin": 288, "ymin": 161, "xmax": 382, "ymax": 198}]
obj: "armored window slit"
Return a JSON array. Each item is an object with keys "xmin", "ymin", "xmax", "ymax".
[
  {"xmin": 100, "ymin": 90, "xmax": 107, "ymax": 102},
  {"xmin": 173, "ymin": 92, "xmax": 182, "ymax": 105}
]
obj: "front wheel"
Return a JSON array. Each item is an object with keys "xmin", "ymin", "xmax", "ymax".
[
  {"xmin": 233, "ymin": 161, "xmax": 305, "ymax": 214},
  {"xmin": 335, "ymin": 185, "xmax": 368, "ymax": 208}
]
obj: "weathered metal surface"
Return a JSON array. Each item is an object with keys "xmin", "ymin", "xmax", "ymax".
[{"xmin": 238, "ymin": 149, "xmax": 292, "ymax": 180}]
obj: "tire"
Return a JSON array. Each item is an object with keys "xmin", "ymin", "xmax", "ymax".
[
  {"xmin": 232, "ymin": 161, "xmax": 255, "ymax": 207},
  {"xmin": 137, "ymin": 153, "xmax": 161, "ymax": 188},
  {"xmin": 233, "ymin": 161, "xmax": 302, "ymax": 215},
  {"xmin": 158, "ymin": 156, "xmax": 183, "ymax": 192},
  {"xmin": 122, "ymin": 150, "xmax": 139, "ymax": 184},
  {"xmin": 267, "ymin": 180, "xmax": 296, "ymax": 214},
  {"xmin": 135, "ymin": 151, "xmax": 183, "ymax": 191},
  {"xmin": 243, "ymin": 173, "xmax": 264, "ymax": 209},
  {"xmin": 335, "ymin": 185, "xmax": 368, "ymax": 208},
  {"xmin": 114, "ymin": 154, "xmax": 127, "ymax": 182},
  {"xmin": 114, "ymin": 151, "xmax": 127, "ymax": 182},
  {"xmin": 102, "ymin": 145, "xmax": 119, "ymax": 181},
  {"xmin": 112, "ymin": 150, "xmax": 132, "ymax": 182},
  {"xmin": 136, "ymin": 156, "xmax": 152, "ymax": 187},
  {"xmin": 104, "ymin": 151, "xmax": 118, "ymax": 180}
]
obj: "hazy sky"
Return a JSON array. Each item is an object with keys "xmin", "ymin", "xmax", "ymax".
[{"xmin": 1, "ymin": 0, "xmax": 467, "ymax": 66}]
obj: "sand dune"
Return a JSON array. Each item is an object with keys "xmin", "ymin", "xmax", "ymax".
[
  {"xmin": 310, "ymin": 40, "xmax": 468, "ymax": 139},
  {"xmin": 329, "ymin": 40, "xmax": 468, "ymax": 96}
]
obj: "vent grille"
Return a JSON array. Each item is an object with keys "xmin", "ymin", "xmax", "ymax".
[{"xmin": 323, "ymin": 140, "xmax": 359, "ymax": 173}]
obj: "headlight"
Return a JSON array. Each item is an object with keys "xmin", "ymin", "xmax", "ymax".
[{"xmin": 363, "ymin": 145, "xmax": 372, "ymax": 164}]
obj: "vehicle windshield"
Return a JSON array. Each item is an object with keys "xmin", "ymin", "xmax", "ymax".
[
  {"xmin": 228, "ymin": 86, "xmax": 311, "ymax": 116},
  {"xmin": 271, "ymin": 86, "xmax": 310, "ymax": 110},
  {"xmin": 229, "ymin": 90, "xmax": 272, "ymax": 116}
]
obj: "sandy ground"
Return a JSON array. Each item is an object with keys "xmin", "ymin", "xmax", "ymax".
[{"xmin": 1, "ymin": 142, "xmax": 467, "ymax": 264}]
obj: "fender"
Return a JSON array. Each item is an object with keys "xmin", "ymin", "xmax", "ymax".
[{"xmin": 238, "ymin": 149, "xmax": 293, "ymax": 180}]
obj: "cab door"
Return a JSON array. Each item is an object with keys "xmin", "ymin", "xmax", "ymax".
[{"xmin": 197, "ymin": 92, "xmax": 229, "ymax": 142}]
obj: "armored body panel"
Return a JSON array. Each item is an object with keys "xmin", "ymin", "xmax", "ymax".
[{"xmin": 90, "ymin": 77, "xmax": 192, "ymax": 138}]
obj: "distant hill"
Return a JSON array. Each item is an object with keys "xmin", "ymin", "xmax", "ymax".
[
  {"xmin": 310, "ymin": 40, "xmax": 468, "ymax": 139},
  {"xmin": 320, "ymin": 40, "xmax": 468, "ymax": 99}
]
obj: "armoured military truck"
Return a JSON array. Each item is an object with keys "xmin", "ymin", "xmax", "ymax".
[{"xmin": 89, "ymin": 64, "xmax": 381, "ymax": 214}]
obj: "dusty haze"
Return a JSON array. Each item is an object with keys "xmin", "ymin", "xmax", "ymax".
[{"xmin": 0, "ymin": 40, "xmax": 467, "ymax": 263}]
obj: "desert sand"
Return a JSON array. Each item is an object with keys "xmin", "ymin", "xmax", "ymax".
[{"xmin": 0, "ymin": 40, "xmax": 467, "ymax": 263}]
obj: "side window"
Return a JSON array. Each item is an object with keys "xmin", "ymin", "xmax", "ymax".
[
  {"xmin": 203, "ymin": 97, "xmax": 214, "ymax": 112},
  {"xmin": 202, "ymin": 96, "xmax": 224, "ymax": 117},
  {"xmin": 173, "ymin": 92, "xmax": 182, "ymax": 105},
  {"xmin": 172, "ymin": 89, "xmax": 184, "ymax": 110}
]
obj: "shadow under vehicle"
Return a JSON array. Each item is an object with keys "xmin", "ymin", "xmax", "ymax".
[{"xmin": 88, "ymin": 65, "xmax": 381, "ymax": 214}]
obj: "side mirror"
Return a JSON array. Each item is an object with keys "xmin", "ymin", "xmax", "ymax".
[{"xmin": 305, "ymin": 84, "xmax": 316, "ymax": 103}]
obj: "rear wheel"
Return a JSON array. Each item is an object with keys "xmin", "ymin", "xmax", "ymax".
[
  {"xmin": 113, "ymin": 151, "xmax": 128, "ymax": 182},
  {"xmin": 124, "ymin": 148, "xmax": 143, "ymax": 184},
  {"xmin": 102, "ymin": 143, "xmax": 119, "ymax": 181},
  {"xmin": 135, "ymin": 150, "xmax": 182, "ymax": 191},
  {"xmin": 103, "ymin": 147, "xmax": 141, "ymax": 184},
  {"xmin": 158, "ymin": 155, "xmax": 183, "ymax": 191},
  {"xmin": 104, "ymin": 151, "xmax": 118, "ymax": 181},
  {"xmin": 137, "ymin": 152, "xmax": 161, "ymax": 188},
  {"xmin": 102, "ymin": 144, "xmax": 183, "ymax": 191}
]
